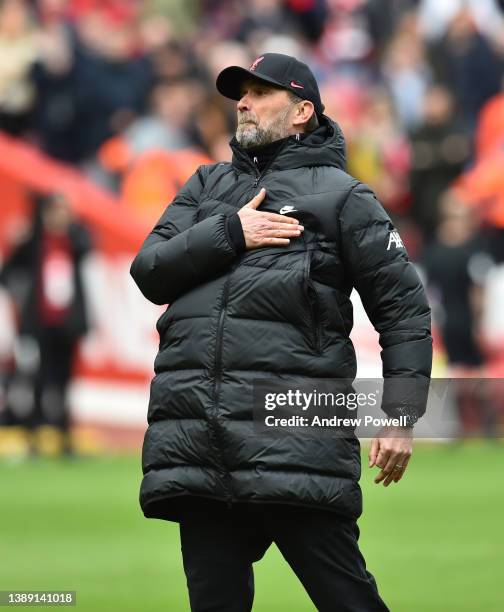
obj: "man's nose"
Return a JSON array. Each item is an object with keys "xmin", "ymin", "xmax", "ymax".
[{"xmin": 237, "ymin": 94, "xmax": 250, "ymax": 112}]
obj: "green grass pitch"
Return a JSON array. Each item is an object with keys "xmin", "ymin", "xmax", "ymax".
[{"xmin": 1, "ymin": 442, "xmax": 502, "ymax": 611}]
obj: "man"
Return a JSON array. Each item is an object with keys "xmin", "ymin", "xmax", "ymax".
[
  {"xmin": 131, "ymin": 53, "xmax": 432, "ymax": 611},
  {"xmin": 0, "ymin": 193, "xmax": 91, "ymax": 455}
]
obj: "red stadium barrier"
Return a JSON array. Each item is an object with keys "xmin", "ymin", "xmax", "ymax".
[{"xmin": 0, "ymin": 134, "xmax": 211, "ymax": 391}]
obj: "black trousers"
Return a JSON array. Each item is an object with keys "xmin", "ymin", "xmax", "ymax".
[
  {"xmin": 179, "ymin": 502, "xmax": 389, "ymax": 612},
  {"xmin": 32, "ymin": 327, "xmax": 75, "ymax": 433}
]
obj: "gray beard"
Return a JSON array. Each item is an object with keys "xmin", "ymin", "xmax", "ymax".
[
  {"xmin": 236, "ymin": 124, "xmax": 278, "ymax": 148},
  {"xmin": 236, "ymin": 106, "xmax": 292, "ymax": 149}
]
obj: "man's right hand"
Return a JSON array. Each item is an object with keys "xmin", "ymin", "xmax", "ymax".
[{"xmin": 238, "ymin": 188, "xmax": 303, "ymax": 250}]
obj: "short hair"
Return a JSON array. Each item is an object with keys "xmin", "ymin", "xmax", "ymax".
[{"xmin": 287, "ymin": 91, "xmax": 319, "ymax": 132}]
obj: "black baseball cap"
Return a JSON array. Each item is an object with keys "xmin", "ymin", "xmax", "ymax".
[{"xmin": 216, "ymin": 52, "xmax": 325, "ymax": 116}]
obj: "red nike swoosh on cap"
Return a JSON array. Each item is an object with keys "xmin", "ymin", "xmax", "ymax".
[{"xmin": 290, "ymin": 81, "xmax": 304, "ymax": 89}]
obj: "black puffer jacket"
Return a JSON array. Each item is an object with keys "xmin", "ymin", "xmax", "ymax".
[{"xmin": 131, "ymin": 117, "xmax": 432, "ymax": 522}]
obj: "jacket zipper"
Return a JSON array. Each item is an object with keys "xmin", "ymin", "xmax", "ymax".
[
  {"xmin": 247, "ymin": 140, "xmax": 290, "ymax": 188},
  {"xmin": 211, "ymin": 273, "xmax": 234, "ymax": 507},
  {"xmin": 214, "ymin": 277, "xmax": 231, "ymax": 406},
  {"xmin": 253, "ymin": 157, "xmax": 259, "ymax": 187},
  {"xmin": 303, "ymin": 250, "xmax": 322, "ymax": 354},
  {"xmin": 211, "ymin": 146, "xmax": 272, "ymax": 504},
  {"xmin": 311, "ymin": 294, "xmax": 322, "ymax": 353},
  {"xmin": 211, "ymin": 138, "xmax": 294, "ymax": 507}
]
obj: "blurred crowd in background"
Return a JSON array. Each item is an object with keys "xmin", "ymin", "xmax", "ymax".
[
  {"xmin": 1, "ymin": 0, "xmax": 504, "ymax": 234},
  {"xmin": 2, "ymin": 0, "xmax": 504, "ymax": 449}
]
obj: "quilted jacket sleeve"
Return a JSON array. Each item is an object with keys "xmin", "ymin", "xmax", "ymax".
[
  {"xmin": 339, "ymin": 183, "xmax": 432, "ymax": 421},
  {"xmin": 130, "ymin": 165, "xmax": 237, "ymax": 305}
]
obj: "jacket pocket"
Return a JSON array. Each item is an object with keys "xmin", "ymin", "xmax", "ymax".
[{"xmin": 303, "ymin": 251, "xmax": 323, "ymax": 354}]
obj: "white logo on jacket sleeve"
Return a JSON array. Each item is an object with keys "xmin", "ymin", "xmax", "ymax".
[
  {"xmin": 387, "ymin": 230, "xmax": 404, "ymax": 250},
  {"xmin": 279, "ymin": 205, "xmax": 298, "ymax": 215}
]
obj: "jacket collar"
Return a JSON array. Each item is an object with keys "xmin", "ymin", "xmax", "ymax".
[{"xmin": 230, "ymin": 115, "xmax": 347, "ymax": 175}]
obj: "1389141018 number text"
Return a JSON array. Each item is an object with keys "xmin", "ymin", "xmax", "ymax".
[{"xmin": 0, "ymin": 591, "xmax": 76, "ymax": 606}]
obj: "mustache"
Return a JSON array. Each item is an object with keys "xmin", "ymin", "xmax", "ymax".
[{"xmin": 238, "ymin": 113, "xmax": 258, "ymax": 125}]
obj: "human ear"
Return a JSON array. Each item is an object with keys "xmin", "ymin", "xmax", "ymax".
[{"xmin": 292, "ymin": 101, "xmax": 315, "ymax": 126}]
